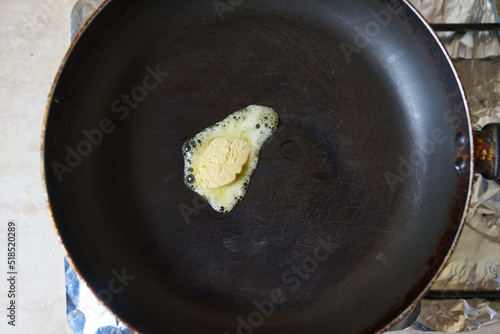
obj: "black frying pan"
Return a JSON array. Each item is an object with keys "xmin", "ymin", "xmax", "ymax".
[{"xmin": 43, "ymin": 0, "xmax": 494, "ymax": 333}]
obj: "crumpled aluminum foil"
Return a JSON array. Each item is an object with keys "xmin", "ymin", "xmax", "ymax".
[
  {"xmin": 65, "ymin": 0, "xmax": 500, "ymax": 333},
  {"xmin": 65, "ymin": 259, "xmax": 133, "ymax": 334},
  {"xmin": 70, "ymin": 0, "xmax": 104, "ymax": 39},
  {"xmin": 409, "ymin": 0, "xmax": 500, "ymax": 59},
  {"xmin": 409, "ymin": 299, "xmax": 500, "ymax": 332},
  {"xmin": 453, "ymin": 58, "xmax": 500, "ymax": 130}
]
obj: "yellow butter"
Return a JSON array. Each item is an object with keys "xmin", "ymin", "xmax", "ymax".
[
  {"xmin": 197, "ymin": 137, "xmax": 250, "ymax": 188},
  {"xmin": 182, "ymin": 105, "xmax": 279, "ymax": 214}
]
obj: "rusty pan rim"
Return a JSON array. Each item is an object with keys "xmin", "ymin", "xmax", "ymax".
[{"xmin": 376, "ymin": 1, "xmax": 474, "ymax": 332}]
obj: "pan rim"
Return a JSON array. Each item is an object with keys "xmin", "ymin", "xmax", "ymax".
[
  {"xmin": 40, "ymin": 0, "xmax": 475, "ymax": 333},
  {"xmin": 39, "ymin": 0, "xmax": 142, "ymax": 332},
  {"xmin": 375, "ymin": 0, "xmax": 474, "ymax": 332}
]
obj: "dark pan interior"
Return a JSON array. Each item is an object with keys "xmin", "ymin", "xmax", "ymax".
[{"xmin": 44, "ymin": 0, "xmax": 472, "ymax": 333}]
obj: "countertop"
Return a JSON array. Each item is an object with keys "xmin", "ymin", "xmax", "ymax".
[{"xmin": 0, "ymin": 0, "xmax": 77, "ymax": 333}]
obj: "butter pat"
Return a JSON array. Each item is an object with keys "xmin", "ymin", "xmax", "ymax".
[
  {"xmin": 182, "ymin": 105, "xmax": 279, "ymax": 214},
  {"xmin": 197, "ymin": 137, "xmax": 250, "ymax": 189}
]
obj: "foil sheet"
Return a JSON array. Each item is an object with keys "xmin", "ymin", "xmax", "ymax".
[
  {"xmin": 408, "ymin": 299, "xmax": 500, "ymax": 332},
  {"xmin": 64, "ymin": 0, "xmax": 500, "ymax": 333},
  {"xmin": 65, "ymin": 259, "xmax": 133, "ymax": 334},
  {"xmin": 70, "ymin": 0, "xmax": 104, "ymax": 39},
  {"xmin": 409, "ymin": 0, "xmax": 500, "ymax": 59}
]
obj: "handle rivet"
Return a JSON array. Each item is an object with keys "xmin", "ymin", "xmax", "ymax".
[
  {"xmin": 455, "ymin": 157, "xmax": 467, "ymax": 171},
  {"xmin": 455, "ymin": 132, "xmax": 467, "ymax": 147}
]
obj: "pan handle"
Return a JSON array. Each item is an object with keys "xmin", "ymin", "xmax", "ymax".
[{"xmin": 473, "ymin": 123, "xmax": 500, "ymax": 181}]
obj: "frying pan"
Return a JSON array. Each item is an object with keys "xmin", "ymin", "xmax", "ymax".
[{"xmin": 42, "ymin": 0, "xmax": 499, "ymax": 333}]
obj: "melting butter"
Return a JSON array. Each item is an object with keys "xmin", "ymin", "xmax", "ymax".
[
  {"xmin": 197, "ymin": 137, "xmax": 250, "ymax": 189},
  {"xmin": 182, "ymin": 105, "xmax": 279, "ymax": 213}
]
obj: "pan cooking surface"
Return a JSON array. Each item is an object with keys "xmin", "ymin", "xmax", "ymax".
[{"xmin": 44, "ymin": 0, "xmax": 471, "ymax": 333}]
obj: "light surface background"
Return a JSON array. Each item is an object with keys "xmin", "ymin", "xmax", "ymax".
[
  {"xmin": 1, "ymin": 1, "xmax": 500, "ymax": 334},
  {"xmin": 0, "ymin": 0, "xmax": 77, "ymax": 333}
]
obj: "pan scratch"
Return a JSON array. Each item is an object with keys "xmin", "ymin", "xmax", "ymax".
[
  {"xmin": 323, "ymin": 183, "xmax": 343, "ymax": 222},
  {"xmin": 346, "ymin": 221, "xmax": 396, "ymax": 234},
  {"xmin": 222, "ymin": 232, "xmax": 267, "ymax": 255},
  {"xmin": 206, "ymin": 80, "xmax": 227, "ymax": 97},
  {"xmin": 336, "ymin": 180, "xmax": 370, "ymax": 189},
  {"xmin": 279, "ymin": 219, "xmax": 288, "ymax": 242},
  {"xmin": 253, "ymin": 204, "xmax": 277, "ymax": 228},
  {"xmin": 341, "ymin": 234, "xmax": 379, "ymax": 258},
  {"xmin": 348, "ymin": 207, "xmax": 362, "ymax": 222},
  {"xmin": 345, "ymin": 233, "xmax": 355, "ymax": 264},
  {"xmin": 381, "ymin": 234, "xmax": 399, "ymax": 254},
  {"xmin": 295, "ymin": 243, "xmax": 316, "ymax": 250},
  {"xmin": 302, "ymin": 76, "xmax": 314, "ymax": 96},
  {"xmin": 194, "ymin": 242, "xmax": 213, "ymax": 248},
  {"xmin": 292, "ymin": 128, "xmax": 315, "ymax": 170},
  {"xmin": 317, "ymin": 187, "xmax": 334, "ymax": 219}
]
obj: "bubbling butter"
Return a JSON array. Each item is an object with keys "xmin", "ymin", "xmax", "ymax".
[{"xmin": 182, "ymin": 105, "xmax": 279, "ymax": 213}]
